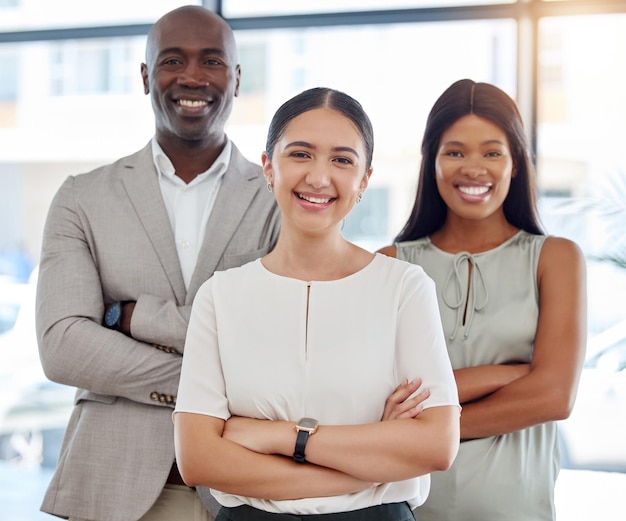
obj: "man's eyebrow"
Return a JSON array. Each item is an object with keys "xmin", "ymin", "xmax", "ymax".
[
  {"xmin": 157, "ymin": 47, "xmax": 228, "ymax": 58},
  {"xmin": 285, "ymin": 141, "xmax": 360, "ymax": 157}
]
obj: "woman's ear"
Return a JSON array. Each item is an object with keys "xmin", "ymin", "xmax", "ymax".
[
  {"xmin": 262, "ymin": 152, "xmax": 273, "ymax": 185},
  {"xmin": 360, "ymin": 167, "xmax": 373, "ymax": 192}
]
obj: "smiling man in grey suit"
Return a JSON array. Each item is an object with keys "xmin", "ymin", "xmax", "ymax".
[{"xmin": 36, "ymin": 6, "xmax": 280, "ymax": 521}]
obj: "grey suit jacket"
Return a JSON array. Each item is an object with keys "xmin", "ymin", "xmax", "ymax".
[{"xmin": 36, "ymin": 141, "xmax": 280, "ymax": 521}]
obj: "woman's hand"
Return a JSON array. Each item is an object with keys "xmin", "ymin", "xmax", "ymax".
[
  {"xmin": 222, "ymin": 416, "xmax": 282, "ymax": 455},
  {"xmin": 176, "ymin": 413, "xmax": 376, "ymax": 498},
  {"xmin": 381, "ymin": 378, "xmax": 430, "ymax": 421},
  {"xmin": 223, "ymin": 377, "xmax": 432, "ymax": 457}
]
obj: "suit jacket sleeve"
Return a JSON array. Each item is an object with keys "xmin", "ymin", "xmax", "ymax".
[{"xmin": 36, "ymin": 175, "xmax": 182, "ymax": 407}]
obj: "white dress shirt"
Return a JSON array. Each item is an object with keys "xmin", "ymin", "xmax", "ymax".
[{"xmin": 151, "ymin": 138, "xmax": 231, "ymax": 289}]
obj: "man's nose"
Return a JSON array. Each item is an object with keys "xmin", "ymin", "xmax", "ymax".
[{"xmin": 177, "ymin": 63, "xmax": 209, "ymax": 87}]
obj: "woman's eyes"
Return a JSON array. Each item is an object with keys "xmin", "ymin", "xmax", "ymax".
[
  {"xmin": 289, "ymin": 152, "xmax": 353, "ymax": 165},
  {"xmin": 333, "ymin": 157, "xmax": 354, "ymax": 165},
  {"xmin": 443, "ymin": 150, "xmax": 503, "ymax": 158},
  {"xmin": 290, "ymin": 151, "xmax": 311, "ymax": 159}
]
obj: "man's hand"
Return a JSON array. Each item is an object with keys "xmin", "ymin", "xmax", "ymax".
[{"xmin": 119, "ymin": 302, "xmax": 136, "ymax": 336}]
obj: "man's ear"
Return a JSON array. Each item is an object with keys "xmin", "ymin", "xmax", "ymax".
[
  {"xmin": 234, "ymin": 65, "xmax": 241, "ymax": 97},
  {"xmin": 140, "ymin": 63, "xmax": 149, "ymax": 95}
]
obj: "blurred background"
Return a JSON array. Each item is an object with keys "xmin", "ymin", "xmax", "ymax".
[{"xmin": 0, "ymin": 1, "xmax": 625, "ymax": 519}]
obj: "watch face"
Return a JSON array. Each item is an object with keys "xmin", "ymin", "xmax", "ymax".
[
  {"xmin": 297, "ymin": 417, "xmax": 319, "ymax": 432},
  {"xmin": 104, "ymin": 301, "xmax": 122, "ymax": 327}
]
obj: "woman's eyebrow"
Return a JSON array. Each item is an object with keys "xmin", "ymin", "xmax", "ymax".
[
  {"xmin": 285, "ymin": 141, "xmax": 359, "ymax": 157},
  {"xmin": 285, "ymin": 141, "xmax": 314, "ymax": 149}
]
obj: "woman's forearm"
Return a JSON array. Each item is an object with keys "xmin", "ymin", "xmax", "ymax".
[
  {"xmin": 304, "ymin": 407, "xmax": 459, "ymax": 482},
  {"xmin": 225, "ymin": 407, "xmax": 459, "ymax": 484},
  {"xmin": 174, "ymin": 413, "xmax": 373, "ymax": 500},
  {"xmin": 455, "ymin": 364, "xmax": 530, "ymax": 404}
]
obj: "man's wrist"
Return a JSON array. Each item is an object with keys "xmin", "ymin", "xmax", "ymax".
[
  {"xmin": 103, "ymin": 300, "xmax": 135, "ymax": 335},
  {"xmin": 119, "ymin": 301, "xmax": 136, "ymax": 335}
]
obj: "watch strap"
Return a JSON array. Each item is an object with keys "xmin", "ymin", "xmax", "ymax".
[{"xmin": 293, "ymin": 429, "xmax": 309, "ymax": 463}]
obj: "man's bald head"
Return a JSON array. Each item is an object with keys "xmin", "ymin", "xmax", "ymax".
[{"xmin": 145, "ymin": 6, "xmax": 238, "ymax": 68}]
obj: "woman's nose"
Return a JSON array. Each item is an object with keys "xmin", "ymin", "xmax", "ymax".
[
  {"xmin": 461, "ymin": 162, "xmax": 487, "ymax": 178},
  {"xmin": 305, "ymin": 163, "xmax": 331, "ymax": 188}
]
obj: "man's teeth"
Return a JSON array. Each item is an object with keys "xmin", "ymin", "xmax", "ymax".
[
  {"xmin": 298, "ymin": 193, "xmax": 332, "ymax": 204},
  {"xmin": 458, "ymin": 185, "xmax": 490, "ymax": 195},
  {"xmin": 178, "ymin": 100, "xmax": 207, "ymax": 107}
]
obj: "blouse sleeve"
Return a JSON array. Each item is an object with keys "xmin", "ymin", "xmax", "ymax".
[
  {"xmin": 395, "ymin": 265, "xmax": 460, "ymax": 410},
  {"xmin": 174, "ymin": 277, "xmax": 230, "ymax": 420}
]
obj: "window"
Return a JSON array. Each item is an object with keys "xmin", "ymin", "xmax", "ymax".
[
  {"xmin": 343, "ymin": 187, "xmax": 390, "ymax": 248},
  {"xmin": 0, "ymin": 47, "xmax": 18, "ymax": 101},
  {"xmin": 537, "ymin": 13, "xmax": 626, "ymax": 336},
  {"xmin": 223, "ymin": 0, "xmax": 513, "ymax": 17},
  {"xmin": 0, "ymin": 0, "xmax": 198, "ymax": 31},
  {"xmin": 49, "ymin": 39, "xmax": 137, "ymax": 96}
]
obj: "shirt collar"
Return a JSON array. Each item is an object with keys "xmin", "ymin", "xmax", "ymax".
[{"xmin": 151, "ymin": 137, "xmax": 232, "ymax": 186}]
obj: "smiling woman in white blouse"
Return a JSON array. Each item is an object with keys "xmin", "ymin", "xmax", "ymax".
[{"xmin": 173, "ymin": 87, "xmax": 460, "ymax": 521}]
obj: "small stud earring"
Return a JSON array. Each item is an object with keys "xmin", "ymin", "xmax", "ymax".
[
  {"xmin": 356, "ymin": 191, "xmax": 363, "ymax": 204},
  {"xmin": 267, "ymin": 182, "xmax": 273, "ymax": 193}
]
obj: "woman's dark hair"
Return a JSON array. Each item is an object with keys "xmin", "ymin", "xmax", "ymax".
[
  {"xmin": 265, "ymin": 87, "xmax": 374, "ymax": 172},
  {"xmin": 395, "ymin": 79, "xmax": 544, "ymax": 242}
]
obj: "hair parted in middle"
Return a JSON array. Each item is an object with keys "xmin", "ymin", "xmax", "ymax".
[{"xmin": 265, "ymin": 87, "xmax": 374, "ymax": 173}]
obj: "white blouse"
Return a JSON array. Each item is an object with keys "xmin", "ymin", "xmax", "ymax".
[{"xmin": 176, "ymin": 253, "xmax": 459, "ymax": 514}]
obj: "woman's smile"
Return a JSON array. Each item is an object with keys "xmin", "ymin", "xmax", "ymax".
[{"xmin": 295, "ymin": 192, "xmax": 336, "ymax": 205}]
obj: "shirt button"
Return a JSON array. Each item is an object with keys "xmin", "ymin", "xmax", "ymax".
[{"xmin": 181, "ymin": 240, "xmax": 191, "ymax": 249}]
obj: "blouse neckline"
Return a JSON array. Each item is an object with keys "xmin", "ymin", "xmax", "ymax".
[
  {"xmin": 257, "ymin": 252, "xmax": 380, "ymax": 285},
  {"xmin": 423, "ymin": 229, "xmax": 525, "ymax": 258}
]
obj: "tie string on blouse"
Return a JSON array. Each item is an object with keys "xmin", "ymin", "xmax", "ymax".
[{"xmin": 442, "ymin": 252, "xmax": 488, "ymax": 341}]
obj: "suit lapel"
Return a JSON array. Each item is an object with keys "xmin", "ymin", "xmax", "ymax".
[
  {"xmin": 187, "ymin": 145, "xmax": 261, "ymax": 300},
  {"xmin": 120, "ymin": 143, "xmax": 187, "ymax": 304}
]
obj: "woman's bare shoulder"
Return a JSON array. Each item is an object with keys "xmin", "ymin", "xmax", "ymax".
[
  {"xmin": 377, "ymin": 244, "xmax": 397, "ymax": 257},
  {"xmin": 541, "ymin": 235, "xmax": 585, "ymax": 262},
  {"xmin": 538, "ymin": 235, "xmax": 586, "ymax": 281}
]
